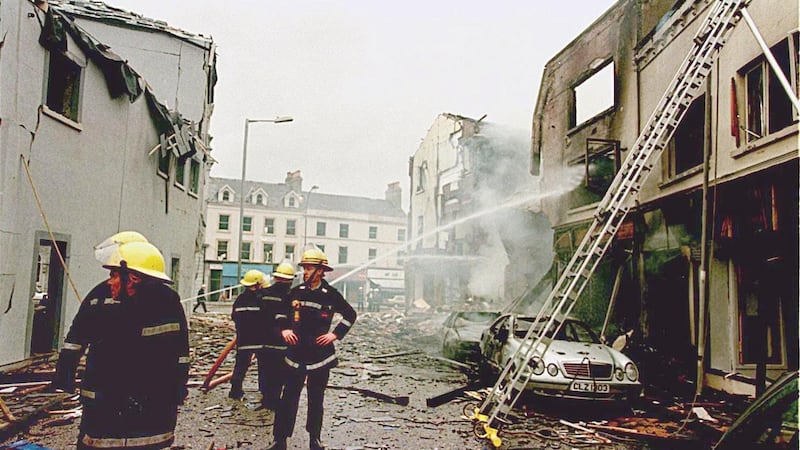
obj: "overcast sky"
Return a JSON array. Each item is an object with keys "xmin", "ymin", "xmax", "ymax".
[{"xmin": 106, "ymin": 1, "xmax": 615, "ymax": 206}]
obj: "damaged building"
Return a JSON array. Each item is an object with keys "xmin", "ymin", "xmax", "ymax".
[
  {"xmin": 0, "ymin": 0, "xmax": 216, "ymax": 366},
  {"xmin": 407, "ymin": 113, "xmax": 552, "ymax": 310},
  {"xmin": 533, "ymin": 0, "xmax": 797, "ymax": 396}
]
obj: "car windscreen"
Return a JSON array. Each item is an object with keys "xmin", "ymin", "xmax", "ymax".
[{"xmin": 514, "ymin": 318, "xmax": 600, "ymax": 343}]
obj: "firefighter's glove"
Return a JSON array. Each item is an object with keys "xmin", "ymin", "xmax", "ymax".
[
  {"xmin": 282, "ymin": 329, "xmax": 298, "ymax": 345},
  {"xmin": 315, "ymin": 332, "xmax": 337, "ymax": 346}
]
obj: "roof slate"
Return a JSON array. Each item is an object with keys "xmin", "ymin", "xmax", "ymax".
[{"xmin": 207, "ymin": 177, "xmax": 406, "ymax": 218}]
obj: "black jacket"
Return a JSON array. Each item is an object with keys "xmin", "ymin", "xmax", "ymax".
[
  {"xmin": 260, "ymin": 282, "xmax": 292, "ymax": 350},
  {"xmin": 54, "ymin": 278, "xmax": 189, "ymax": 447},
  {"xmin": 280, "ymin": 280, "xmax": 357, "ymax": 371}
]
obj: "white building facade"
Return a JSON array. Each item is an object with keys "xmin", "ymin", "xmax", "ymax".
[{"xmin": 203, "ymin": 173, "xmax": 407, "ymax": 304}]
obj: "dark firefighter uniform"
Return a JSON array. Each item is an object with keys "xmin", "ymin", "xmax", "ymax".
[
  {"xmin": 53, "ymin": 279, "xmax": 189, "ymax": 449},
  {"xmin": 272, "ymin": 280, "xmax": 357, "ymax": 443},
  {"xmin": 230, "ymin": 282, "xmax": 290, "ymax": 402},
  {"xmin": 259, "ymin": 281, "xmax": 293, "ymax": 407}
]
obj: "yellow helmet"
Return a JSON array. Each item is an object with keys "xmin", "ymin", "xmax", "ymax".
[
  {"xmin": 94, "ymin": 231, "xmax": 148, "ymax": 264},
  {"xmin": 102, "ymin": 241, "xmax": 172, "ymax": 283},
  {"xmin": 272, "ymin": 261, "xmax": 296, "ymax": 280},
  {"xmin": 240, "ymin": 269, "xmax": 265, "ymax": 287},
  {"xmin": 299, "ymin": 247, "xmax": 333, "ymax": 272}
]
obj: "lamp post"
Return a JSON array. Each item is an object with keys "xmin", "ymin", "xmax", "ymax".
[
  {"xmin": 237, "ymin": 116, "xmax": 293, "ymax": 284},
  {"xmin": 302, "ymin": 185, "xmax": 319, "ymax": 249}
]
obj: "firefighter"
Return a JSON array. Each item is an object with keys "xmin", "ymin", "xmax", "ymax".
[
  {"xmin": 53, "ymin": 231, "xmax": 150, "ymax": 393},
  {"xmin": 257, "ymin": 260, "xmax": 296, "ymax": 409},
  {"xmin": 54, "ymin": 239, "xmax": 189, "ymax": 450},
  {"xmin": 229, "ymin": 269, "xmax": 270, "ymax": 400},
  {"xmin": 267, "ymin": 247, "xmax": 357, "ymax": 450}
]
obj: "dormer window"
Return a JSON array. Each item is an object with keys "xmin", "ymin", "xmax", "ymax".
[
  {"xmin": 219, "ymin": 186, "xmax": 234, "ymax": 202},
  {"xmin": 250, "ymin": 188, "xmax": 268, "ymax": 206},
  {"xmin": 289, "ymin": 197, "xmax": 296, "ymax": 207}
]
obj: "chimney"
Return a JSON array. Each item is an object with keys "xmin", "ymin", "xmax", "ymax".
[
  {"xmin": 285, "ymin": 170, "xmax": 303, "ymax": 193},
  {"xmin": 385, "ymin": 181, "xmax": 402, "ymax": 209}
]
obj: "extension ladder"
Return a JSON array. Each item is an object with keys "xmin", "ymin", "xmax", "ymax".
[{"xmin": 471, "ymin": 1, "xmax": 751, "ymax": 446}]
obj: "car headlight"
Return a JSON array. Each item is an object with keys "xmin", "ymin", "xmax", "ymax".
[
  {"xmin": 546, "ymin": 363, "xmax": 559, "ymax": 377},
  {"xmin": 529, "ymin": 358, "xmax": 545, "ymax": 375},
  {"xmin": 615, "ymin": 368, "xmax": 625, "ymax": 381},
  {"xmin": 625, "ymin": 362, "xmax": 639, "ymax": 381}
]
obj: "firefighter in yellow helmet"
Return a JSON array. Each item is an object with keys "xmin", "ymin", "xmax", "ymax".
[
  {"xmin": 267, "ymin": 248, "xmax": 356, "ymax": 450},
  {"xmin": 229, "ymin": 269, "xmax": 268, "ymax": 400},
  {"xmin": 55, "ymin": 238, "xmax": 189, "ymax": 450}
]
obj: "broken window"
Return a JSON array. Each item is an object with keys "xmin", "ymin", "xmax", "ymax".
[
  {"xmin": 286, "ymin": 219, "xmax": 296, "ymax": 236},
  {"xmin": 45, "ymin": 50, "xmax": 82, "ymax": 123},
  {"xmin": 416, "ymin": 162, "xmax": 428, "ymax": 193},
  {"xmin": 263, "ymin": 243, "xmax": 274, "ymax": 263},
  {"xmin": 175, "ymin": 159, "xmax": 186, "ymax": 188},
  {"xmin": 573, "ymin": 61, "xmax": 614, "ymax": 127},
  {"xmin": 189, "ymin": 160, "xmax": 200, "ymax": 195},
  {"xmin": 584, "ymin": 139, "xmax": 620, "ymax": 195},
  {"xmin": 240, "ymin": 242, "xmax": 252, "ymax": 261},
  {"xmin": 242, "ymin": 216, "xmax": 252, "ymax": 232},
  {"xmin": 665, "ymin": 95, "xmax": 706, "ymax": 177},
  {"xmin": 317, "ymin": 244, "xmax": 325, "ymax": 253},
  {"xmin": 742, "ymin": 34, "xmax": 798, "ymax": 142},
  {"xmin": 218, "ymin": 214, "xmax": 230, "ymax": 231},
  {"xmin": 216, "ymin": 240, "xmax": 228, "ymax": 260},
  {"xmin": 338, "ymin": 246, "xmax": 348, "ymax": 264}
]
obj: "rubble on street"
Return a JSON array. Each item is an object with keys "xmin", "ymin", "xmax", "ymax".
[{"xmin": 1, "ymin": 306, "xmax": 751, "ymax": 449}]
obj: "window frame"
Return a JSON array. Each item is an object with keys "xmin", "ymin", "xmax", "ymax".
[
  {"xmin": 43, "ymin": 48, "xmax": 85, "ymax": 126},
  {"xmin": 218, "ymin": 214, "xmax": 230, "ymax": 231},
  {"xmin": 286, "ymin": 219, "xmax": 296, "ymax": 236},
  {"xmin": 339, "ymin": 223, "xmax": 349, "ymax": 238},
  {"xmin": 263, "ymin": 243, "xmax": 274, "ymax": 263},
  {"xmin": 316, "ymin": 221, "xmax": 327, "ymax": 237},
  {"xmin": 338, "ymin": 246, "xmax": 348, "ymax": 264},
  {"xmin": 369, "ymin": 226, "xmax": 378, "ymax": 240},
  {"xmin": 216, "ymin": 240, "xmax": 228, "ymax": 260},
  {"xmin": 240, "ymin": 241, "xmax": 252, "ymax": 262},
  {"xmin": 264, "ymin": 218, "xmax": 275, "ymax": 234},
  {"xmin": 242, "ymin": 216, "xmax": 253, "ymax": 233}
]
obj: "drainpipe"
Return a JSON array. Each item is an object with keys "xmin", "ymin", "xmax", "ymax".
[{"xmin": 695, "ymin": 69, "xmax": 714, "ymax": 396}]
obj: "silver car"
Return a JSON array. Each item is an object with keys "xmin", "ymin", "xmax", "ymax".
[{"xmin": 479, "ymin": 314, "xmax": 641, "ymax": 401}]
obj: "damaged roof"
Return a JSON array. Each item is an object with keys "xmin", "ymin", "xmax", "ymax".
[{"xmin": 47, "ymin": 0, "xmax": 214, "ymax": 49}]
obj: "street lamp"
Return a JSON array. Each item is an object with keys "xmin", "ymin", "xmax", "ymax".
[
  {"xmin": 303, "ymin": 185, "xmax": 319, "ymax": 249},
  {"xmin": 237, "ymin": 116, "xmax": 293, "ymax": 283}
]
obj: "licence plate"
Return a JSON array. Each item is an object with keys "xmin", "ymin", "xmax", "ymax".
[{"xmin": 570, "ymin": 381, "xmax": 610, "ymax": 393}]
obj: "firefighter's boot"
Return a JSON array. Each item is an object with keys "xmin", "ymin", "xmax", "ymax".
[
  {"xmin": 309, "ymin": 435, "xmax": 326, "ymax": 450},
  {"xmin": 265, "ymin": 439, "xmax": 286, "ymax": 450},
  {"xmin": 228, "ymin": 382, "xmax": 244, "ymax": 400}
]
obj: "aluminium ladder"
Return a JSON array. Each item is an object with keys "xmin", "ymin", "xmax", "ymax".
[{"xmin": 471, "ymin": 1, "xmax": 751, "ymax": 446}]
